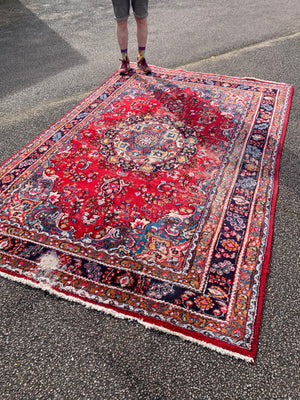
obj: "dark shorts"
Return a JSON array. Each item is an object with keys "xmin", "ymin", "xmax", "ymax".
[{"xmin": 112, "ymin": 0, "xmax": 149, "ymax": 21}]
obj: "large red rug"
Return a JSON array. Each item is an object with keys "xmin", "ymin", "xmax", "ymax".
[{"xmin": 0, "ymin": 65, "xmax": 293, "ymax": 362}]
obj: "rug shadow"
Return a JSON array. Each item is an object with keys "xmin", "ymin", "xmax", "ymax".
[{"xmin": 0, "ymin": 0, "xmax": 86, "ymax": 98}]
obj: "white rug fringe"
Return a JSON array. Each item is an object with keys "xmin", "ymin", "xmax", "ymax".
[{"xmin": 0, "ymin": 270, "xmax": 254, "ymax": 363}]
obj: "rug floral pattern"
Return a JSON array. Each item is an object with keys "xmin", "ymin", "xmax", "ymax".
[{"xmin": 0, "ymin": 66, "xmax": 293, "ymax": 361}]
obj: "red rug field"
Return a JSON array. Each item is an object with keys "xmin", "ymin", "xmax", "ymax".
[{"xmin": 0, "ymin": 65, "xmax": 293, "ymax": 362}]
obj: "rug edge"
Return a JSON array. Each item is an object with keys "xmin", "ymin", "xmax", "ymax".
[
  {"xmin": 0, "ymin": 268, "xmax": 254, "ymax": 363},
  {"xmin": 171, "ymin": 64, "xmax": 295, "ymax": 88},
  {"xmin": 248, "ymin": 84, "xmax": 294, "ymax": 358}
]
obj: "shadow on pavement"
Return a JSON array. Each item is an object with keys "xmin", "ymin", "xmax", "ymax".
[{"xmin": 0, "ymin": 0, "xmax": 86, "ymax": 98}]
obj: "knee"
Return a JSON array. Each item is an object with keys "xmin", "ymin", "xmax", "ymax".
[
  {"xmin": 135, "ymin": 16, "xmax": 147, "ymax": 26},
  {"xmin": 117, "ymin": 19, "xmax": 128, "ymax": 29}
]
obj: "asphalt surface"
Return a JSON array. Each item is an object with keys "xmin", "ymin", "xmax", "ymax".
[{"xmin": 0, "ymin": 1, "xmax": 299, "ymax": 399}]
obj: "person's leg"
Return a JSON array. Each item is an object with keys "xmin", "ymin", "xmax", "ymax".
[
  {"xmin": 111, "ymin": 0, "xmax": 131, "ymax": 74},
  {"xmin": 116, "ymin": 19, "xmax": 129, "ymax": 60},
  {"xmin": 135, "ymin": 17, "xmax": 151, "ymax": 73},
  {"xmin": 135, "ymin": 16, "xmax": 148, "ymax": 53},
  {"xmin": 135, "ymin": 16, "xmax": 148, "ymax": 64},
  {"xmin": 116, "ymin": 19, "xmax": 131, "ymax": 74},
  {"xmin": 132, "ymin": 0, "xmax": 151, "ymax": 73}
]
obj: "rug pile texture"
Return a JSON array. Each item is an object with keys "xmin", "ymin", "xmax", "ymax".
[{"xmin": 0, "ymin": 65, "xmax": 293, "ymax": 362}]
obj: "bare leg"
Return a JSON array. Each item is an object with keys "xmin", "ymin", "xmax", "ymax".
[
  {"xmin": 135, "ymin": 16, "xmax": 148, "ymax": 48},
  {"xmin": 116, "ymin": 19, "xmax": 128, "ymax": 51},
  {"xmin": 116, "ymin": 18, "xmax": 131, "ymax": 74}
]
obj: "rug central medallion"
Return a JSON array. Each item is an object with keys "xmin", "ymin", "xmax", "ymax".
[{"xmin": 102, "ymin": 118, "xmax": 196, "ymax": 173}]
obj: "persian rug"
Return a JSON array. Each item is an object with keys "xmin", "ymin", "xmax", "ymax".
[{"xmin": 0, "ymin": 65, "xmax": 293, "ymax": 362}]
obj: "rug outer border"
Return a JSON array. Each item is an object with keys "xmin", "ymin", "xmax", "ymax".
[
  {"xmin": 0, "ymin": 267, "xmax": 254, "ymax": 363},
  {"xmin": 246, "ymin": 83, "xmax": 294, "ymax": 360}
]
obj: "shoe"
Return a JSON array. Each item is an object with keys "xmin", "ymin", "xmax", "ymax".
[
  {"xmin": 119, "ymin": 59, "xmax": 131, "ymax": 75},
  {"xmin": 137, "ymin": 58, "xmax": 151, "ymax": 75}
]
